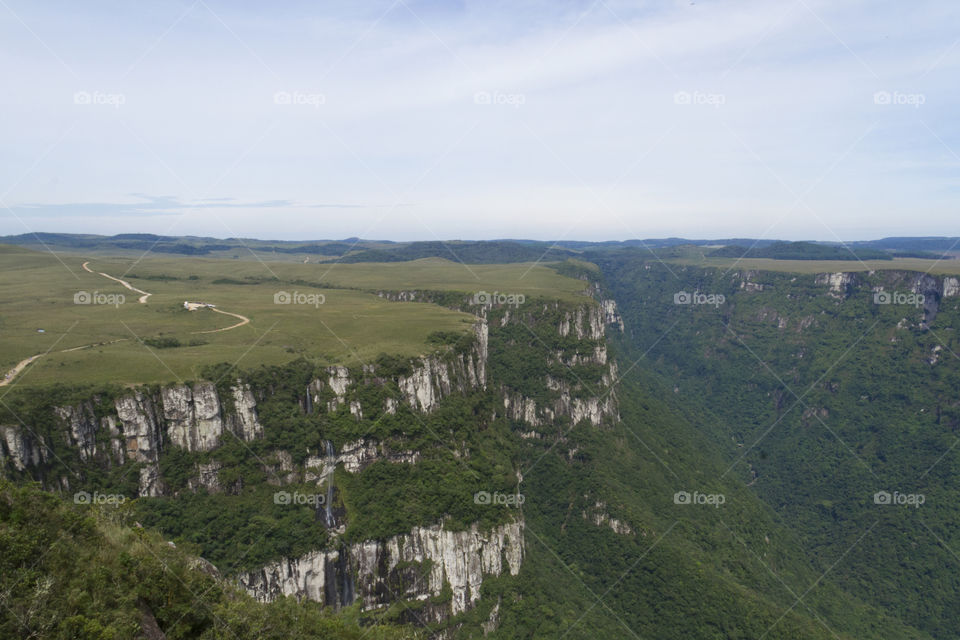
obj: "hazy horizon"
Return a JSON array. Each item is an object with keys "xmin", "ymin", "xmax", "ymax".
[
  {"xmin": 5, "ymin": 230, "xmax": 960, "ymax": 245},
  {"xmin": 2, "ymin": 0, "xmax": 959, "ymax": 242}
]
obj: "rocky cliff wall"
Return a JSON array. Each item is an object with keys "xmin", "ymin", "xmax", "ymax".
[
  {"xmin": 239, "ymin": 519, "xmax": 524, "ymax": 620},
  {"xmin": 499, "ymin": 300, "xmax": 622, "ymax": 428},
  {"xmin": 306, "ymin": 319, "xmax": 489, "ymax": 416},
  {"xmin": 2, "ymin": 296, "xmax": 622, "ymax": 633},
  {"xmin": 1, "ymin": 379, "xmax": 264, "ymax": 496}
]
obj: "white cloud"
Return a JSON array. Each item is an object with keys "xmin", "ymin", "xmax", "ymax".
[{"xmin": 0, "ymin": 0, "xmax": 958, "ymax": 240}]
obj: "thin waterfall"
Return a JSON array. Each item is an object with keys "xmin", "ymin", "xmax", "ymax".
[{"xmin": 324, "ymin": 439, "xmax": 335, "ymax": 528}]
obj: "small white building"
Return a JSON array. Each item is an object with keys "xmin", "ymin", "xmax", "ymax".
[{"xmin": 183, "ymin": 301, "xmax": 216, "ymax": 311}]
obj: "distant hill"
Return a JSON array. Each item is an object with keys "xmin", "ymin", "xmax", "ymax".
[
  {"xmin": 1, "ymin": 233, "xmax": 956, "ymax": 263},
  {"xmin": 0, "ymin": 234, "xmax": 580, "ymax": 263},
  {"xmin": 706, "ymin": 241, "xmax": 894, "ymax": 261},
  {"xmin": 337, "ymin": 240, "xmax": 578, "ymax": 263},
  {"xmin": 0, "ymin": 233, "xmax": 380, "ymax": 257}
]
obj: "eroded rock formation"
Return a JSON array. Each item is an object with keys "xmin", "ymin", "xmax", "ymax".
[{"xmin": 239, "ymin": 519, "xmax": 524, "ymax": 618}]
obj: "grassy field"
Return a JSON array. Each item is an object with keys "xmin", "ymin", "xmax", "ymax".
[
  {"xmin": 0, "ymin": 246, "xmax": 589, "ymax": 388},
  {"xmin": 93, "ymin": 254, "xmax": 589, "ymax": 300}
]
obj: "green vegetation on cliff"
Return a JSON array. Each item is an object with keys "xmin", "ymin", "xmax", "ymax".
[
  {"xmin": 4, "ymin": 247, "xmax": 957, "ymax": 638},
  {"xmin": 0, "ymin": 479, "xmax": 419, "ymax": 639}
]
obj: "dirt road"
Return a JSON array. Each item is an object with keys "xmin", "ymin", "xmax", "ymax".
[
  {"xmin": 0, "ymin": 340, "xmax": 128, "ymax": 388},
  {"xmin": 81, "ymin": 261, "xmax": 250, "ymax": 332},
  {"xmin": 193, "ymin": 308, "xmax": 251, "ymax": 334},
  {"xmin": 1, "ymin": 263, "xmax": 257, "ymax": 387},
  {"xmin": 0, "ymin": 355, "xmax": 42, "ymax": 387},
  {"xmin": 82, "ymin": 261, "xmax": 151, "ymax": 303}
]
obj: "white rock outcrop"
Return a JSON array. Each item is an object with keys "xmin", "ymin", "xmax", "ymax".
[
  {"xmin": 326, "ymin": 366, "xmax": 352, "ymax": 411},
  {"xmin": 239, "ymin": 518, "xmax": 524, "ymax": 618},
  {"xmin": 335, "ymin": 439, "xmax": 380, "ymax": 474},
  {"xmin": 44, "ymin": 378, "xmax": 264, "ymax": 496},
  {"xmin": 53, "ymin": 403, "xmax": 98, "ymax": 461},
  {"xmin": 101, "ymin": 416, "xmax": 125, "ymax": 466},
  {"xmin": 229, "ymin": 382, "xmax": 263, "ymax": 441},
  {"xmin": 601, "ymin": 299, "xmax": 625, "ymax": 332},
  {"xmin": 944, "ymin": 277, "xmax": 960, "ymax": 298},
  {"xmin": 815, "ymin": 272, "xmax": 854, "ymax": 298},
  {"xmin": 503, "ymin": 392, "xmax": 541, "ymax": 426},
  {"xmin": 584, "ymin": 501, "xmax": 634, "ymax": 536},
  {"xmin": 304, "ymin": 439, "xmax": 421, "ymax": 477},
  {"xmin": 499, "ymin": 304, "xmax": 621, "ymax": 429},
  {"xmin": 558, "ymin": 305, "xmax": 605, "ymax": 340},
  {"xmin": 502, "ymin": 369, "xmax": 619, "ymax": 429},
  {"xmin": 138, "ymin": 464, "xmax": 164, "ymax": 497},
  {"xmin": 0, "ymin": 424, "xmax": 48, "ymax": 471},
  {"xmin": 397, "ymin": 319, "xmax": 488, "ymax": 413},
  {"xmin": 188, "ymin": 461, "xmax": 223, "ymax": 493},
  {"xmin": 114, "ymin": 392, "xmax": 162, "ymax": 465},
  {"xmin": 304, "ymin": 319, "xmax": 488, "ymax": 418},
  {"xmin": 162, "ymin": 382, "xmax": 223, "ymax": 452}
]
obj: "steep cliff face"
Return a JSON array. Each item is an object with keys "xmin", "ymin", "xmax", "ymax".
[
  {"xmin": 913, "ymin": 273, "xmax": 941, "ymax": 327},
  {"xmin": 944, "ymin": 277, "xmax": 960, "ymax": 298},
  {"xmin": 0, "ymin": 424, "xmax": 48, "ymax": 471},
  {"xmin": 583, "ymin": 500, "xmax": 633, "ymax": 536},
  {"xmin": 111, "ymin": 382, "xmax": 264, "ymax": 496},
  {"xmin": 501, "ymin": 375, "xmax": 620, "ymax": 428},
  {"xmin": 325, "ymin": 366, "xmax": 352, "ymax": 412},
  {"xmin": 162, "ymin": 382, "xmax": 223, "ymax": 452},
  {"xmin": 157, "ymin": 380, "xmax": 264, "ymax": 452},
  {"xmin": 115, "ymin": 392, "xmax": 163, "ymax": 464},
  {"xmin": 305, "ymin": 319, "xmax": 489, "ymax": 417},
  {"xmin": 816, "ymin": 271, "xmax": 960, "ymax": 329},
  {"xmin": 816, "ymin": 272, "xmax": 856, "ymax": 298},
  {"xmin": 234, "ymin": 301, "xmax": 621, "ymax": 625},
  {"xmin": 558, "ymin": 303, "xmax": 608, "ymax": 340},
  {"xmin": 500, "ymin": 301, "xmax": 621, "ymax": 429},
  {"xmin": 7, "ymin": 293, "xmax": 624, "ymax": 634},
  {"xmin": 817, "ymin": 271, "xmax": 960, "ymax": 301},
  {"xmin": 393, "ymin": 318, "xmax": 488, "ymax": 412},
  {"xmin": 53, "ymin": 403, "xmax": 98, "ymax": 462},
  {"xmin": 228, "ymin": 382, "xmax": 264, "ymax": 441},
  {"xmin": 334, "ymin": 439, "xmax": 421, "ymax": 474},
  {"xmin": 21, "ymin": 317, "xmax": 487, "ymax": 500},
  {"xmin": 187, "ymin": 461, "xmax": 223, "ymax": 493},
  {"xmin": 239, "ymin": 519, "xmax": 524, "ymax": 619},
  {"xmin": 288, "ymin": 438, "xmax": 422, "ymax": 484},
  {"xmin": 12, "ymin": 380, "xmax": 269, "ymax": 496}
]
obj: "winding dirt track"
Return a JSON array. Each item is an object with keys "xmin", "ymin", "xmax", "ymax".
[
  {"xmin": 1, "ymin": 263, "xmax": 253, "ymax": 386},
  {"xmin": 82, "ymin": 261, "xmax": 251, "ymax": 332},
  {"xmin": 81, "ymin": 261, "xmax": 151, "ymax": 303},
  {"xmin": 193, "ymin": 308, "xmax": 250, "ymax": 334},
  {"xmin": 0, "ymin": 355, "xmax": 42, "ymax": 387},
  {"xmin": 0, "ymin": 340, "xmax": 128, "ymax": 388}
]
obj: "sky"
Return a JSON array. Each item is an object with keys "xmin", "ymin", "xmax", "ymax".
[{"xmin": 0, "ymin": 0, "xmax": 957, "ymax": 242}]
